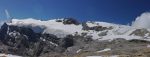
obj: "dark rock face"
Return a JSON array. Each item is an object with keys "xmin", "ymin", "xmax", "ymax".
[
  {"xmin": 90, "ymin": 26, "xmax": 108, "ymax": 31},
  {"xmin": 0, "ymin": 23, "xmax": 8, "ymax": 40},
  {"xmin": 130, "ymin": 28, "xmax": 150, "ymax": 37},
  {"xmin": 0, "ymin": 23, "xmax": 75, "ymax": 57},
  {"xmin": 59, "ymin": 35, "xmax": 74, "ymax": 49},
  {"xmin": 63, "ymin": 18, "xmax": 80, "ymax": 25},
  {"xmin": 129, "ymin": 39, "xmax": 150, "ymax": 43},
  {"xmin": 56, "ymin": 19, "xmax": 63, "ymax": 22},
  {"xmin": 82, "ymin": 23, "xmax": 112, "ymax": 31},
  {"xmin": 0, "ymin": 23, "xmax": 105, "ymax": 57},
  {"xmin": 82, "ymin": 23, "xmax": 90, "ymax": 30}
]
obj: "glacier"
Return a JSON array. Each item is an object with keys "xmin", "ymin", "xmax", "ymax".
[
  {"xmin": 4, "ymin": 16, "xmax": 150, "ymax": 42},
  {"xmin": 1, "ymin": 12, "xmax": 150, "ymax": 57}
]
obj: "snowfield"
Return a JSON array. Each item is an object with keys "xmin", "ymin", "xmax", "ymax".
[
  {"xmin": 97, "ymin": 48, "xmax": 111, "ymax": 53},
  {"xmin": 6, "ymin": 13, "xmax": 150, "ymax": 41},
  {"xmin": 8, "ymin": 18, "xmax": 84, "ymax": 38},
  {"xmin": 2, "ymin": 12, "xmax": 150, "ymax": 57}
]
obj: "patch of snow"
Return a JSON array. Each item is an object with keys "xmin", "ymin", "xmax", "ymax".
[
  {"xmin": 7, "ymin": 25, "xmax": 10, "ymax": 34},
  {"xmin": 99, "ymin": 35, "xmax": 142, "ymax": 41},
  {"xmin": 114, "ymin": 25, "xmax": 131, "ymax": 35},
  {"xmin": 40, "ymin": 37, "xmax": 46, "ymax": 41},
  {"xmin": 97, "ymin": 48, "xmax": 111, "ymax": 53},
  {"xmin": 86, "ymin": 30, "xmax": 101, "ymax": 39},
  {"xmin": 0, "ymin": 53, "xmax": 22, "ymax": 57},
  {"xmin": 50, "ymin": 41, "xmax": 58, "ymax": 46},
  {"xmin": 76, "ymin": 49, "xmax": 82, "ymax": 53},
  {"xmin": 8, "ymin": 31, "xmax": 20, "ymax": 37},
  {"xmin": 42, "ymin": 39, "xmax": 46, "ymax": 41},
  {"xmin": 124, "ymin": 28, "xmax": 137, "ymax": 35},
  {"xmin": 144, "ymin": 33, "xmax": 149, "ymax": 38},
  {"xmin": 86, "ymin": 22, "xmax": 98, "ymax": 27},
  {"xmin": 95, "ymin": 22, "xmax": 117, "ymax": 28}
]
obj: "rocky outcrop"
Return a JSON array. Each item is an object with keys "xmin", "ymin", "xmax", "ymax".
[
  {"xmin": 0, "ymin": 23, "xmax": 75, "ymax": 57},
  {"xmin": 0, "ymin": 23, "xmax": 109, "ymax": 57},
  {"xmin": 62, "ymin": 18, "xmax": 80, "ymax": 25},
  {"xmin": 82, "ymin": 23, "xmax": 112, "ymax": 31},
  {"xmin": 130, "ymin": 28, "xmax": 150, "ymax": 37}
]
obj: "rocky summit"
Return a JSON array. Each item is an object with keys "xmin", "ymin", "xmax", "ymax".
[{"xmin": 0, "ymin": 18, "xmax": 150, "ymax": 57}]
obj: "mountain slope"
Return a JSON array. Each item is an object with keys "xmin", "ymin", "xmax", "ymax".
[
  {"xmin": 7, "ymin": 18, "xmax": 150, "ymax": 41},
  {"xmin": 1, "ymin": 18, "xmax": 150, "ymax": 57}
]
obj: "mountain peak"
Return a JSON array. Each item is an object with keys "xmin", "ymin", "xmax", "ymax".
[{"xmin": 1, "ymin": 18, "xmax": 150, "ymax": 57}]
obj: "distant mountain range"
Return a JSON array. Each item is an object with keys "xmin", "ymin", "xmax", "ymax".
[{"xmin": 0, "ymin": 18, "xmax": 150, "ymax": 57}]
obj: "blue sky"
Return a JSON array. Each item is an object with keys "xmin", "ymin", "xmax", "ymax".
[{"xmin": 0, "ymin": 0, "xmax": 150, "ymax": 25}]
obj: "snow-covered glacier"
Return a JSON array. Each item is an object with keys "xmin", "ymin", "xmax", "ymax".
[
  {"xmin": 1, "ymin": 12, "xmax": 150, "ymax": 57},
  {"xmin": 5, "ymin": 13, "xmax": 150, "ymax": 41}
]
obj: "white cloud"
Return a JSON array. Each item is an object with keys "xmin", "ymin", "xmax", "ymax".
[{"xmin": 132, "ymin": 12, "xmax": 150, "ymax": 29}]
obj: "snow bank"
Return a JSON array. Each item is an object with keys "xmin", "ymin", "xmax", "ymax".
[
  {"xmin": 132, "ymin": 12, "xmax": 150, "ymax": 29},
  {"xmin": 100, "ymin": 35, "xmax": 142, "ymax": 41},
  {"xmin": 0, "ymin": 54, "xmax": 22, "ymax": 57},
  {"xmin": 97, "ymin": 48, "xmax": 111, "ymax": 53}
]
